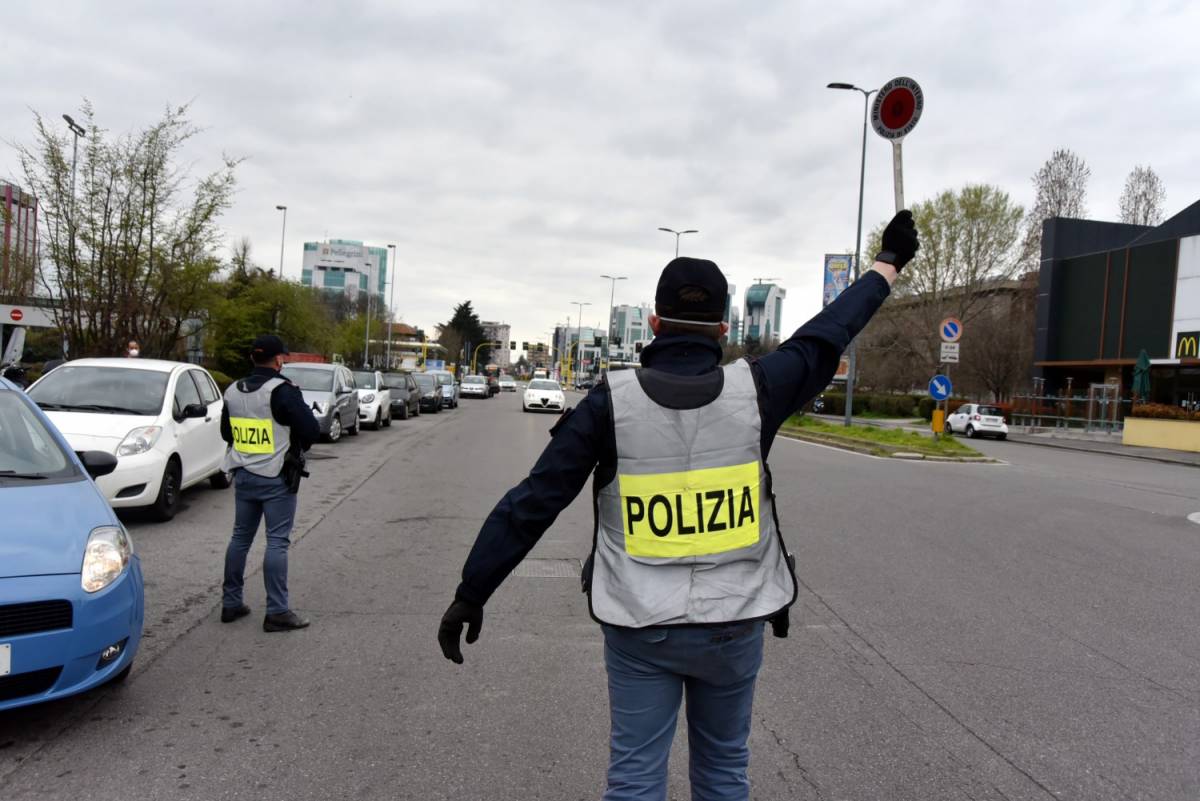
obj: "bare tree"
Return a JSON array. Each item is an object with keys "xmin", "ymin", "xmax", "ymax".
[
  {"xmin": 17, "ymin": 102, "xmax": 238, "ymax": 358},
  {"xmin": 1118, "ymin": 165, "xmax": 1166, "ymax": 226},
  {"xmin": 859, "ymin": 184, "xmax": 1025, "ymax": 387},
  {"xmin": 1021, "ymin": 148, "xmax": 1091, "ymax": 265}
]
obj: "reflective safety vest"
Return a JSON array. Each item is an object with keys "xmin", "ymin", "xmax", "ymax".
[
  {"xmin": 588, "ymin": 359, "xmax": 797, "ymax": 627},
  {"xmin": 221, "ymin": 377, "xmax": 292, "ymax": 478}
]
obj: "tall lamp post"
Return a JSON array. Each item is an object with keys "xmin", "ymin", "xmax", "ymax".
[
  {"xmin": 362, "ymin": 259, "xmax": 373, "ymax": 367},
  {"xmin": 600, "ymin": 274, "xmax": 626, "ymax": 375},
  {"xmin": 827, "ymin": 81, "xmax": 877, "ymax": 428},
  {"xmin": 657, "ymin": 227, "xmax": 698, "ymax": 258},
  {"xmin": 570, "ymin": 301, "xmax": 591, "ymax": 385},
  {"xmin": 386, "ymin": 244, "xmax": 396, "ymax": 370},
  {"xmin": 274, "ymin": 205, "xmax": 287, "ymax": 277},
  {"xmin": 62, "ymin": 114, "xmax": 86, "ymax": 295}
]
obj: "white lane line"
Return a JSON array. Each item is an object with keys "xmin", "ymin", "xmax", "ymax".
[{"xmin": 1188, "ymin": 512, "xmax": 1200, "ymax": 526}]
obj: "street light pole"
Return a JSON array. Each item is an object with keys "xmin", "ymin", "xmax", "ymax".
[
  {"xmin": 827, "ymin": 82, "xmax": 877, "ymax": 428},
  {"xmin": 571, "ymin": 301, "xmax": 591, "ymax": 386},
  {"xmin": 657, "ymin": 227, "xmax": 698, "ymax": 259},
  {"xmin": 274, "ymin": 205, "xmax": 287, "ymax": 277},
  {"xmin": 386, "ymin": 244, "xmax": 396, "ymax": 370},
  {"xmin": 600, "ymin": 274, "xmax": 627, "ymax": 375},
  {"xmin": 363, "ymin": 259, "xmax": 373, "ymax": 367},
  {"xmin": 62, "ymin": 115, "xmax": 86, "ymax": 272}
]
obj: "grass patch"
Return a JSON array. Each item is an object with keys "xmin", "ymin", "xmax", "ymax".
[{"xmin": 783, "ymin": 415, "xmax": 981, "ymax": 458}]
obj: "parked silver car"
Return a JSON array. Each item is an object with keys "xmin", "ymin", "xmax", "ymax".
[{"xmin": 281, "ymin": 363, "xmax": 360, "ymax": 442}]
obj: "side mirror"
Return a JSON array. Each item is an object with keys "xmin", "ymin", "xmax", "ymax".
[
  {"xmin": 183, "ymin": 402, "xmax": 208, "ymax": 419},
  {"xmin": 78, "ymin": 450, "xmax": 118, "ymax": 479}
]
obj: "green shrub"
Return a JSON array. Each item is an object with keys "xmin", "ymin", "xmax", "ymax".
[
  {"xmin": 208, "ymin": 369, "xmax": 233, "ymax": 392},
  {"xmin": 1128, "ymin": 402, "xmax": 1198, "ymax": 421}
]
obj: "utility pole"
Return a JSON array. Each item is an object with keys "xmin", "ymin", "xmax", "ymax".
[
  {"xmin": 386, "ymin": 244, "xmax": 396, "ymax": 370},
  {"xmin": 362, "ymin": 259, "xmax": 373, "ymax": 367},
  {"xmin": 600, "ymin": 274, "xmax": 626, "ymax": 375},
  {"xmin": 275, "ymin": 205, "xmax": 287, "ymax": 277},
  {"xmin": 570, "ymin": 301, "xmax": 591, "ymax": 386}
]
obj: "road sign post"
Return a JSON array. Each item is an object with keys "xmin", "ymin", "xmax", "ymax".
[{"xmin": 871, "ymin": 77, "xmax": 924, "ymax": 213}]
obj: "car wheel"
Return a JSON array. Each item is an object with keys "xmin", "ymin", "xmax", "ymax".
[
  {"xmin": 382, "ymin": 409, "xmax": 392, "ymax": 427},
  {"xmin": 348, "ymin": 415, "xmax": 360, "ymax": 436},
  {"xmin": 371, "ymin": 409, "xmax": 381, "ymax": 430},
  {"xmin": 209, "ymin": 470, "xmax": 231, "ymax": 490},
  {"xmin": 398, "ymin": 403, "xmax": 409, "ymax": 420},
  {"xmin": 966, "ymin": 425, "xmax": 977, "ymax": 438},
  {"xmin": 110, "ymin": 662, "xmax": 133, "ymax": 684},
  {"xmin": 328, "ymin": 415, "xmax": 342, "ymax": 443},
  {"xmin": 150, "ymin": 458, "xmax": 182, "ymax": 522}
]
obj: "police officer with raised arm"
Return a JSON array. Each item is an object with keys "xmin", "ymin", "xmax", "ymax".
[
  {"xmin": 219, "ymin": 335, "xmax": 321, "ymax": 632},
  {"xmin": 438, "ymin": 211, "xmax": 919, "ymax": 800}
]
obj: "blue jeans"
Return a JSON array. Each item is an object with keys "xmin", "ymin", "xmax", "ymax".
[
  {"xmin": 602, "ymin": 621, "xmax": 765, "ymax": 801},
  {"xmin": 222, "ymin": 469, "xmax": 297, "ymax": 616}
]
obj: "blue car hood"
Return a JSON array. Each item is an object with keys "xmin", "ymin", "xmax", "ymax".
[{"xmin": 0, "ymin": 480, "xmax": 116, "ymax": 578}]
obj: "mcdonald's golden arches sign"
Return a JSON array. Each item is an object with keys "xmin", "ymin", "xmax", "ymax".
[{"xmin": 1176, "ymin": 331, "xmax": 1200, "ymax": 359}]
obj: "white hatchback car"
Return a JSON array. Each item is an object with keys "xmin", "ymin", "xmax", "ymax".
[
  {"xmin": 28, "ymin": 358, "xmax": 229, "ymax": 520},
  {"xmin": 946, "ymin": 403, "xmax": 1008, "ymax": 439},
  {"xmin": 523, "ymin": 379, "xmax": 566, "ymax": 413},
  {"xmin": 460, "ymin": 375, "xmax": 489, "ymax": 398},
  {"xmin": 352, "ymin": 369, "xmax": 392, "ymax": 430}
]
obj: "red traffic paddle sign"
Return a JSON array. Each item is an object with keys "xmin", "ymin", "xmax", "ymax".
[{"xmin": 871, "ymin": 77, "xmax": 924, "ymax": 140}]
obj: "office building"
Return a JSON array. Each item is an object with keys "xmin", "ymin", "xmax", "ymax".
[
  {"xmin": 610, "ymin": 303, "xmax": 653, "ymax": 361},
  {"xmin": 1, "ymin": 182, "xmax": 38, "ymax": 298},
  {"xmin": 301, "ymin": 239, "xmax": 388, "ymax": 298},
  {"xmin": 481, "ymin": 321, "xmax": 512, "ymax": 368},
  {"xmin": 744, "ymin": 282, "xmax": 786, "ymax": 345}
]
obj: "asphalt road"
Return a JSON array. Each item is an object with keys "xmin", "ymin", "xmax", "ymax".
[{"xmin": 1, "ymin": 392, "xmax": 1197, "ymax": 800}]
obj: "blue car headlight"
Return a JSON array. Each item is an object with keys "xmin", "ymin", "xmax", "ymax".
[{"xmin": 82, "ymin": 526, "xmax": 132, "ymax": 593}]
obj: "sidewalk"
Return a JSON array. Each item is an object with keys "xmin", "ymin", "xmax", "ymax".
[{"xmin": 811, "ymin": 414, "xmax": 1200, "ymax": 468}]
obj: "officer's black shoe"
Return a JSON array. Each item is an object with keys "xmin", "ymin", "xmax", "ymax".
[
  {"xmin": 220, "ymin": 604, "xmax": 251, "ymax": 623},
  {"xmin": 263, "ymin": 611, "xmax": 311, "ymax": 633}
]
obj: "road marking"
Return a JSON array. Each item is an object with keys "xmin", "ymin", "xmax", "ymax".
[{"xmin": 1188, "ymin": 512, "xmax": 1200, "ymax": 526}]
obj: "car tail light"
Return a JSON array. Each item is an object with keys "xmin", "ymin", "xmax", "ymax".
[{"xmin": 972, "ymin": 414, "xmax": 981, "ymax": 421}]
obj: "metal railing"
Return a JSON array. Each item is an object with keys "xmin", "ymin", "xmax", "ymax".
[{"xmin": 1011, "ymin": 380, "xmax": 1130, "ymax": 434}]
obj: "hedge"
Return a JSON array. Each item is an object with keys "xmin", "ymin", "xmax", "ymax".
[{"xmin": 1128, "ymin": 402, "xmax": 1199, "ymax": 421}]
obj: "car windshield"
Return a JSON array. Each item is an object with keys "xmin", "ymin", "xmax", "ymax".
[
  {"xmin": 0, "ymin": 393, "xmax": 75, "ymax": 479},
  {"xmin": 529, "ymin": 380, "xmax": 560, "ymax": 391},
  {"xmin": 434, "ymin": 374, "xmax": 453, "ymax": 386},
  {"xmin": 978, "ymin": 406, "xmax": 1003, "ymax": 416},
  {"xmin": 382, "ymin": 373, "xmax": 407, "ymax": 388},
  {"xmin": 413, "ymin": 374, "xmax": 436, "ymax": 390},
  {"xmin": 29, "ymin": 365, "xmax": 168, "ymax": 415},
  {"xmin": 282, "ymin": 367, "xmax": 334, "ymax": 392},
  {"xmin": 352, "ymin": 371, "xmax": 377, "ymax": 389},
  {"xmin": 464, "ymin": 376, "xmax": 485, "ymax": 384}
]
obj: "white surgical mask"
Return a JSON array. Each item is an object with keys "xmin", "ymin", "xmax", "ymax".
[{"xmin": 128, "ymin": 349, "xmax": 139, "ymax": 357}]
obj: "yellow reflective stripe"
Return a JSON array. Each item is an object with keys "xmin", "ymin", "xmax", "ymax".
[
  {"xmin": 229, "ymin": 416, "xmax": 274, "ymax": 454},
  {"xmin": 618, "ymin": 461, "xmax": 761, "ymax": 558}
]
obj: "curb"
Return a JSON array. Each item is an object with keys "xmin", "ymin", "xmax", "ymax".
[
  {"xmin": 779, "ymin": 430, "xmax": 996, "ymax": 463},
  {"xmin": 1005, "ymin": 435, "xmax": 1200, "ymax": 469}
]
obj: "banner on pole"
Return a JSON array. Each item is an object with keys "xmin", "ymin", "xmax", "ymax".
[{"xmin": 823, "ymin": 254, "xmax": 853, "ymax": 307}]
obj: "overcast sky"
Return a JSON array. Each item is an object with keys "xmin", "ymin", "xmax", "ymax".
[{"xmin": 4, "ymin": 1, "xmax": 1199, "ymax": 350}]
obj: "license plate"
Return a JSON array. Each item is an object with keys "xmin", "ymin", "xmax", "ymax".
[{"xmin": 0, "ymin": 644, "xmax": 10, "ymax": 676}]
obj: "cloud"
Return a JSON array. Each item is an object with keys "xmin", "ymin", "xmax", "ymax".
[{"xmin": 2, "ymin": 0, "xmax": 1199, "ymax": 349}]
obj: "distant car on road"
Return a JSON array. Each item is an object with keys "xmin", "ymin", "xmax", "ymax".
[
  {"xmin": 523, "ymin": 379, "xmax": 566, "ymax": 413},
  {"xmin": 411, "ymin": 372, "xmax": 442, "ymax": 414},
  {"xmin": 0, "ymin": 377, "xmax": 144, "ymax": 711},
  {"xmin": 460, "ymin": 375, "xmax": 489, "ymax": 399},
  {"xmin": 574, "ymin": 377, "xmax": 594, "ymax": 391},
  {"xmin": 498, "ymin": 376, "xmax": 517, "ymax": 392},
  {"xmin": 281, "ymin": 363, "xmax": 360, "ymax": 442},
  {"xmin": 383, "ymin": 372, "xmax": 421, "ymax": 420},
  {"xmin": 353, "ymin": 369, "xmax": 392, "ymax": 430},
  {"xmin": 27, "ymin": 358, "xmax": 230, "ymax": 521},
  {"xmin": 428, "ymin": 370, "xmax": 459, "ymax": 409},
  {"xmin": 946, "ymin": 403, "xmax": 1008, "ymax": 439}
]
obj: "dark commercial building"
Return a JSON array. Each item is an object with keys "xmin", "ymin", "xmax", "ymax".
[{"xmin": 1034, "ymin": 199, "xmax": 1200, "ymax": 407}]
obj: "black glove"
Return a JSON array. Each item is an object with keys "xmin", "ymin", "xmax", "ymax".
[
  {"xmin": 875, "ymin": 209, "xmax": 919, "ymax": 270},
  {"xmin": 438, "ymin": 598, "xmax": 483, "ymax": 664},
  {"xmin": 769, "ymin": 608, "xmax": 790, "ymax": 639}
]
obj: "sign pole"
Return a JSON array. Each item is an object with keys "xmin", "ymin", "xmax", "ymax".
[{"xmin": 892, "ymin": 140, "xmax": 905, "ymax": 212}]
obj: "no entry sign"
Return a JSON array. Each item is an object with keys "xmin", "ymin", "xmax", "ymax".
[
  {"xmin": 9, "ymin": 309, "xmax": 23, "ymax": 322},
  {"xmin": 871, "ymin": 77, "xmax": 924, "ymax": 140}
]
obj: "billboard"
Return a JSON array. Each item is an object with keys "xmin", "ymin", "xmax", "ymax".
[
  {"xmin": 823, "ymin": 255, "xmax": 853, "ymax": 307},
  {"xmin": 316, "ymin": 242, "xmax": 367, "ymax": 268}
]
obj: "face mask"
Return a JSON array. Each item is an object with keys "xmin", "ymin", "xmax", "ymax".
[{"xmin": 128, "ymin": 349, "xmax": 139, "ymax": 357}]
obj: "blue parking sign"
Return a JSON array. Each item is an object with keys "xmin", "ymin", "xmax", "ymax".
[{"xmin": 928, "ymin": 374, "xmax": 952, "ymax": 401}]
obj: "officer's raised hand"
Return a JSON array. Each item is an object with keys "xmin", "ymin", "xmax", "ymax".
[
  {"xmin": 875, "ymin": 209, "xmax": 920, "ymax": 270},
  {"xmin": 438, "ymin": 598, "xmax": 483, "ymax": 664}
]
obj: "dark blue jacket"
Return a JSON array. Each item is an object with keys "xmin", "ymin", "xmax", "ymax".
[
  {"xmin": 219, "ymin": 366, "xmax": 321, "ymax": 452},
  {"xmin": 456, "ymin": 271, "xmax": 891, "ymax": 606}
]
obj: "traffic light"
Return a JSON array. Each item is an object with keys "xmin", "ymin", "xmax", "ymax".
[
  {"xmin": 635, "ymin": 342, "xmax": 643, "ymax": 353},
  {"xmin": 614, "ymin": 337, "xmax": 622, "ymax": 347},
  {"xmin": 593, "ymin": 336, "xmax": 602, "ymax": 347}
]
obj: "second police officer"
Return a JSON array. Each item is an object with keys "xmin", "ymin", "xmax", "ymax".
[
  {"xmin": 439, "ymin": 211, "xmax": 920, "ymax": 799},
  {"xmin": 219, "ymin": 334, "xmax": 321, "ymax": 632}
]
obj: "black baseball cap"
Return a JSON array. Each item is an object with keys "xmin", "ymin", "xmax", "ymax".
[
  {"xmin": 655, "ymin": 257, "xmax": 728, "ymax": 324},
  {"xmin": 250, "ymin": 334, "xmax": 289, "ymax": 359}
]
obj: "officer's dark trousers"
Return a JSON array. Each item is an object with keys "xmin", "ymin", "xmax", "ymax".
[
  {"xmin": 222, "ymin": 469, "xmax": 297, "ymax": 616},
  {"xmin": 602, "ymin": 621, "xmax": 764, "ymax": 801}
]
